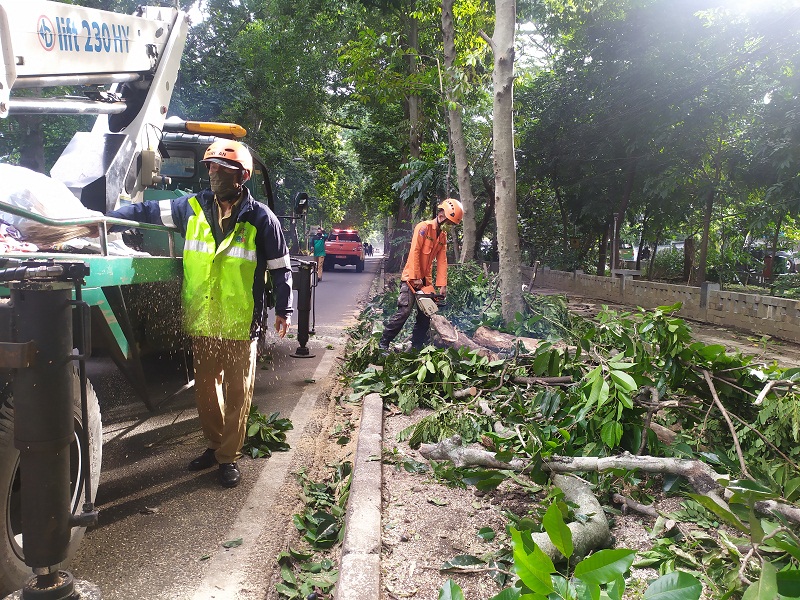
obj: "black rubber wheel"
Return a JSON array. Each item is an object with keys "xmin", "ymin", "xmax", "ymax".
[
  {"xmin": 0, "ymin": 372, "xmax": 102, "ymax": 596},
  {"xmin": 356, "ymin": 259, "xmax": 365, "ymax": 273},
  {"xmin": 322, "ymin": 257, "xmax": 334, "ymax": 272}
]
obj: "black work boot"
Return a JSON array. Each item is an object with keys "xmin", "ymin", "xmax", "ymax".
[
  {"xmin": 188, "ymin": 448, "xmax": 217, "ymax": 471},
  {"xmin": 219, "ymin": 463, "xmax": 241, "ymax": 488}
]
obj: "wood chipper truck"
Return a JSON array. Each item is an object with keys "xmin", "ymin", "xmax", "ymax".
[{"xmin": 0, "ymin": 1, "xmax": 316, "ymax": 597}]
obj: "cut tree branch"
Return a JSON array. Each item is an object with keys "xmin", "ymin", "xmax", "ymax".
[{"xmin": 416, "ymin": 436, "xmax": 800, "ymax": 525}]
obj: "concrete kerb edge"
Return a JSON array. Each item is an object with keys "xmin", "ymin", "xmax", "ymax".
[{"xmin": 335, "ymin": 261, "xmax": 385, "ymax": 600}]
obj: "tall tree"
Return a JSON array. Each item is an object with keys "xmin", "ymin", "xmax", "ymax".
[
  {"xmin": 441, "ymin": 0, "xmax": 478, "ymax": 263},
  {"xmin": 483, "ymin": 0, "xmax": 523, "ymax": 323}
]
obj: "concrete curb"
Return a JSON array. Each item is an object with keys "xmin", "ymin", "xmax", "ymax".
[
  {"xmin": 335, "ymin": 392, "xmax": 383, "ymax": 600},
  {"xmin": 335, "ymin": 261, "xmax": 385, "ymax": 600}
]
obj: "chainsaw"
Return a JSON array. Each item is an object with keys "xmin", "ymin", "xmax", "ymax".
[{"xmin": 414, "ymin": 284, "xmax": 446, "ymax": 317}]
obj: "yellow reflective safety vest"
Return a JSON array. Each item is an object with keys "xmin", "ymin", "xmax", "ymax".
[{"xmin": 182, "ymin": 195, "xmax": 259, "ymax": 340}]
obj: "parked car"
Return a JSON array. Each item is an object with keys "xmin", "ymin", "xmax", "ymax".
[
  {"xmin": 747, "ymin": 247, "xmax": 797, "ymax": 276},
  {"xmin": 324, "ymin": 229, "xmax": 365, "ymax": 272}
]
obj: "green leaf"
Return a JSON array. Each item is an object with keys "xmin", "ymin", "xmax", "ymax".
[
  {"xmin": 478, "ymin": 527, "xmax": 496, "ymax": 541},
  {"xmin": 221, "ymin": 538, "xmax": 243, "ymax": 548},
  {"xmin": 573, "ymin": 549, "xmax": 636, "ymax": 586},
  {"xmin": 438, "ymin": 579, "xmax": 465, "ymax": 600},
  {"xmin": 608, "ymin": 361, "xmax": 636, "ymax": 370},
  {"xmin": 776, "ymin": 568, "xmax": 800, "ymax": 597},
  {"xmin": 643, "ymin": 571, "xmax": 703, "ymax": 600},
  {"xmin": 600, "ymin": 421, "xmax": 623, "ymax": 449},
  {"xmin": 697, "ymin": 344, "xmax": 726, "ymax": 360},
  {"xmin": 510, "ymin": 528, "xmax": 555, "ymax": 595},
  {"xmin": 462, "ymin": 469, "xmax": 510, "ymax": 491},
  {"xmin": 741, "ymin": 559, "xmax": 778, "ymax": 600},
  {"xmin": 687, "ymin": 494, "xmax": 748, "ymax": 533},
  {"xmin": 588, "ymin": 372, "xmax": 603, "ymax": 407},
  {"xmin": 610, "ymin": 370, "xmax": 637, "ymax": 392},
  {"xmin": 542, "ymin": 503, "xmax": 573, "ymax": 559},
  {"xmin": 280, "ymin": 563, "xmax": 297, "ymax": 584},
  {"xmin": 727, "ymin": 479, "xmax": 779, "ymax": 502},
  {"xmin": 597, "ymin": 381, "xmax": 610, "ymax": 408},
  {"xmin": 488, "ymin": 587, "xmax": 523, "ymax": 600}
]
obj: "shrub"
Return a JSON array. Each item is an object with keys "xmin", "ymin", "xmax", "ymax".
[{"xmin": 649, "ymin": 248, "xmax": 683, "ymax": 281}]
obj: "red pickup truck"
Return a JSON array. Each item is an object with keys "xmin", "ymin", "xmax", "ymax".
[{"xmin": 324, "ymin": 229, "xmax": 365, "ymax": 272}]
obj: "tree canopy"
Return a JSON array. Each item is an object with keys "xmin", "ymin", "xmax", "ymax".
[{"xmin": 2, "ymin": 0, "xmax": 800, "ymax": 287}]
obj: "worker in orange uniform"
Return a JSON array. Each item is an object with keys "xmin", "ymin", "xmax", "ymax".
[{"xmin": 378, "ymin": 198, "xmax": 463, "ymax": 351}]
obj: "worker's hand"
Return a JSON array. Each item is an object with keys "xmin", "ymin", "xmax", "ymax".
[
  {"xmin": 438, "ymin": 286, "xmax": 447, "ymax": 297},
  {"xmin": 274, "ymin": 315, "xmax": 290, "ymax": 338},
  {"xmin": 411, "ymin": 279, "xmax": 423, "ymax": 288}
]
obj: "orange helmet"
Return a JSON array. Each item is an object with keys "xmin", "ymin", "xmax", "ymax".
[
  {"xmin": 202, "ymin": 140, "xmax": 253, "ymax": 179},
  {"xmin": 438, "ymin": 198, "xmax": 464, "ymax": 225}
]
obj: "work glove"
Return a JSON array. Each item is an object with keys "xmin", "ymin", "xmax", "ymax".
[{"xmin": 438, "ymin": 286, "xmax": 447, "ymax": 297}]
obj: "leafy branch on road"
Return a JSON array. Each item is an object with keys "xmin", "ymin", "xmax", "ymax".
[
  {"xmin": 242, "ymin": 406, "xmax": 293, "ymax": 458},
  {"xmin": 276, "ymin": 462, "xmax": 352, "ymax": 600}
]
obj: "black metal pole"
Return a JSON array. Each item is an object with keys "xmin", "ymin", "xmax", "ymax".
[
  {"xmin": 12, "ymin": 281, "xmax": 75, "ymax": 597},
  {"xmin": 290, "ymin": 261, "xmax": 315, "ymax": 358}
]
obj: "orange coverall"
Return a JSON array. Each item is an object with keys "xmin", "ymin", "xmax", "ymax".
[
  {"xmin": 401, "ymin": 219, "xmax": 448, "ymax": 288},
  {"xmin": 381, "ymin": 219, "xmax": 448, "ymax": 349}
]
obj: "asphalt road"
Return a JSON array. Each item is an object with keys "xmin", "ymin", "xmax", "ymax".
[{"xmin": 66, "ymin": 255, "xmax": 382, "ymax": 599}]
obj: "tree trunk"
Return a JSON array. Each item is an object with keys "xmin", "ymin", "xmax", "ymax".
[
  {"xmin": 684, "ymin": 236, "xmax": 696, "ymax": 284},
  {"xmin": 484, "ymin": 0, "xmax": 523, "ymax": 324},
  {"xmin": 442, "ymin": 0, "xmax": 476, "ymax": 264},
  {"xmin": 474, "ymin": 176, "xmax": 496, "ymax": 257},
  {"xmin": 635, "ymin": 208, "xmax": 650, "ymax": 271},
  {"xmin": 696, "ymin": 151, "xmax": 721, "ymax": 284},
  {"xmin": 555, "ymin": 186, "xmax": 570, "ymax": 258},
  {"xmin": 768, "ymin": 214, "xmax": 784, "ymax": 279},
  {"xmin": 597, "ymin": 229, "xmax": 608, "ymax": 276}
]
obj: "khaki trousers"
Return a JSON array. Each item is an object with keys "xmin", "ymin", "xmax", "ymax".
[
  {"xmin": 192, "ymin": 336, "xmax": 258, "ymax": 463},
  {"xmin": 316, "ymin": 256, "xmax": 325, "ymax": 279}
]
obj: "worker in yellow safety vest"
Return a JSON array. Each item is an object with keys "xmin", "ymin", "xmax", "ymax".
[{"xmin": 105, "ymin": 140, "xmax": 293, "ymax": 488}]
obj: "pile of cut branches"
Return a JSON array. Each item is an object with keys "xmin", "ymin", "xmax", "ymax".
[{"xmin": 343, "ymin": 268, "xmax": 800, "ymax": 599}]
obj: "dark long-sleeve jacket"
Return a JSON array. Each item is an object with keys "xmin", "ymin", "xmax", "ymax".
[{"xmin": 107, "ymin": 189, "xmax": 293, "ymax": 340}]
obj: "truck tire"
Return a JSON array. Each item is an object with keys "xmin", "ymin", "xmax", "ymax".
[
  {"xmin": 0, "ymin": 372, "xmax": 102, "ymax": 596},
  {"xmin": 356, "ymin": 259, "xmax": 365, "ymax": 273},
  {"xmin": 323, "ymin": 257, "xmax": 334, "ymax": 272}
]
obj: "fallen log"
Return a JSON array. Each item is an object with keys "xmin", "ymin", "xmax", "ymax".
[
  {"xmin": 452, "ymin": 386, "xmax": 478, "ymax": 399},
  {"xmin": 473, "ymin": 326, "xmax": 572, "ymax": 354},
  {"xmin": 530, "ymin": 473, "xmax": 612, "ymax": 561},
  {"xmin": 430, "ymin": 315, "xmax": 499, "ymax": 360},
  {"xmin": 417, "ymin": 436, "xmax": 800, "ymax": 525},
  {"xmin": 418, "ymin": 436, "xmax": 610, "ymax": 562},
  {"xmin": 419, "ymin": 434, "xmax": 526, "ymax": 470},
  {"xmin": 473, "ymin": 326, "xmax": 545, "ymax": 353}
]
